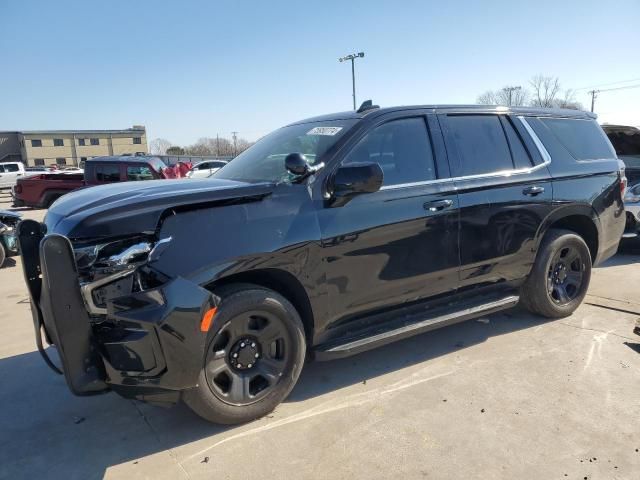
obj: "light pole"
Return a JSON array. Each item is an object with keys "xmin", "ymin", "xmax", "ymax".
[{"xmin": 339, "ymin": 52, "xmax": 365, "ymax": 110}]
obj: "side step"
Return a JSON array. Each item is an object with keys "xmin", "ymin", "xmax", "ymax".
[{"xmin": 314, "ymin": 295, "xmax": 519, "ymax": 360}]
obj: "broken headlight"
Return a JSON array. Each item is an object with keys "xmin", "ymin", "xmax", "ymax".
[{"xmin": 74, "ymin": 235, "xmax": 171, "ymax": 315}]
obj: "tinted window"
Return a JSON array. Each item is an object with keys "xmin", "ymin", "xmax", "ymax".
[
  {"xmin": 54, "ymin": 138, "xmax": 64, "ymax": 147},
  {"xmin": 540, "ymin": 118, "xmax": 614, "ymax": 160},
  {"xmin": 5, "ymin": 164, "xmax": 19, "ymax": 172},
  {"xmin": 0, "ymin": 165, "xmax": 4, "ymax": 172},
  {"xmin": 447, "ymin": 115, "xmax": 513, "ymax": 176},
  {"xmin": 343, "ymin": 117, "xmax": 436, "ymax": 186},
  {"xmin": 501, "ymin": 117, "xmax": 533, "ymax": 169},
  {"xmin": 95, "ymin": 165, "xmax": 120, "ymax": 182},
  {"xmin": 31, "ymin": 139, "xmax": 42, "ymax": 147},
  {"xmin": 127, "ymin": 165, "xmax": 154, "ymax": 181},
  {"xmin": 197, "ymin": 162, "xmax": 211, "ymax": 170}
]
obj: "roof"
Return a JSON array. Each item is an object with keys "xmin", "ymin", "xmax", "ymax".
[
  {"xmin": 0, "ymin": 127, "xmax": 146, "ymax": 136},
  {"xmin": 287, "ymin": 104, "xmax": 596, "ymax": 126},
  {"xmin": 85, "ymin": 155, "xmax": 159, "ymax": 163}
]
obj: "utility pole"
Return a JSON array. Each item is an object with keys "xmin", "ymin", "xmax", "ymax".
[
  {"xmin": 231, "ymin": 131, "xmax": 238, "ymax": 157},
  {"xmin": 588, "ymin": 90, "xmax": 599, "ymax": 112},
  {"xmin": 338, "ymin": 52, "xmax": 365, "ymax": 110},
  {"xmin": 216, "ymin": 134, "xmax": 220, "ymax": 156},
  {"xmin": 503, "ymin": 86, "xmax": 522, "ymax": 106}
]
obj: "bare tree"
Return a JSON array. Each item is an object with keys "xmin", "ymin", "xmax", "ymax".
[
  {"xmin": 149, "ymin": 138, "xmax": 172, "ymax": 155},
  {"xmin": 166, "ymin": 146, "xmax": 185, "ymax": 155},
  {"xmin": 554, "ymin": 89, "xmax": 584, "ymax": 110},
  {"xmin": 477, "ymin": 86, "xmax": 528, "ymax": 106},
  {"xmin": 529, "ymin": 75, "xmax": 561, "ymax": 108}
]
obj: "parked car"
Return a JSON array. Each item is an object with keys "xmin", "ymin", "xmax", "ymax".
[
  {"xmin": 12, "ymin": 155, "xmax": 170, "ymax": 208},
  {"xmin": 17, "ymin": 104, "xmax": 625, "ymax": 424},
  {"xmin": 0, "ymin": 210, "xmax": 21, "ymax": 268},
  {"xmin": 187, "ymin": 160, "xmax": 228, "ymax": 179},
  {"xmin": 0, "ymin": 162, "xmax": 26, "ymax": 190},
  {"xmin": 602, "ymin": 125, "xmax": 640, "ymax": 185}
]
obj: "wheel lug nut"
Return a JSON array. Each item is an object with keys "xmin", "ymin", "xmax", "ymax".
[
  {"xmin": 233, "ymin": 353, "xmax": 238, "ymax": 358},
  {"xmin": 240, "ymin": 343, "xmax": 245, "ymax": 348},
  {"xmin": 251, "ymin": 342, "xmax": 256, "ymax": 348},
  {"xmin": 255, "ymin": 353, "xmax": 259, "ymax": 358},
  {"xmin": 237, "ymin": 363, "xmax": 242, "ymax": 368},
  {"xmin": 247, "ymin": 363, "xmax": 252, "ymax": 368}
]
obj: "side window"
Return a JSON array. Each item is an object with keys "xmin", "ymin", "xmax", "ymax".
[
  {"xmin": 127, "ymin": 165, "xmax": 154, "ymax": 181},
  {"xmin": 5, "ymin": 164, "xmax": 19, "ymax": 172},
  {"xmin": 95, "ymin": 165, "xmax": 120, "ymax": 182},
  {"xmin": 198, "ymin": 162, "xmax": 211, "ymax": 170},
  {"xmin": 447, "ymin": 115, "xmax": 513, "ymax": 176},
  {"xmin": 343, "ymin": 117, "xmax": 436, "ymax": 186},
  {"xmin": 501, "ymin": 117, "xmax": 533, "ymax": 169},
  {"xmin": 539, "ymin": 118, "xmax": 615, "ymax": 160},
  {"xmin": 0, "ymin": 165, "xmax": 4, "ymax": 173}
]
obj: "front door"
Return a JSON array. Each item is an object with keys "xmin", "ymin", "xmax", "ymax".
[{"xmin": 319, "ymin": 114, "xmax": 460, "ymax": 328}]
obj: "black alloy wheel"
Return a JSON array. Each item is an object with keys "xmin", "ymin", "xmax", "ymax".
[
  {"xmin": 205, "ymin": 309, "xmax": 291, "ymax": 406},
  {"xmin": 547, "ymin": 245, "xmax": 585, "ymax": 305}
]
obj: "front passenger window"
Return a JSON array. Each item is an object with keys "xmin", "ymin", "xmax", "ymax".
[{"xmin": 343, "ymin": 117, "xmax": 436, "ymax": 186}]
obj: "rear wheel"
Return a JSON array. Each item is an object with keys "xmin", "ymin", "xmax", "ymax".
[
  {"xmin": 184, "ymin": 284, "xmax": 306, "ymax": 424},
  {"xmin": 520, "ymin": 229, "xmax": 592, "ymax": 318}
]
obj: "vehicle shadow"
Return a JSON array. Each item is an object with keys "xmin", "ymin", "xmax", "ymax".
[
  {"xmin": 0, "ymin": 306, "xmax": 552, "ymax": 478},
  {"xmin": 0, "ymin": 258, "xmax": 17, "ymax": 269},
  {"xmin": 594, "ymin": 250, "xmax": 640, "ymax": 267}
]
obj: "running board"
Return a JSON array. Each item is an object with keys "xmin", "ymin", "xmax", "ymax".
[{"xmin": 314, "ymin": 295, "xmax": 519, "ymax": 360}]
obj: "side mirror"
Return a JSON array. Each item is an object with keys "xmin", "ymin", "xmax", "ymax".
[
  {"xmin": 285, "ymin": 152, "xmax": 310, "ymax": 176},
  {"xmin": 330, "ymin": 162, "xmax": 383, "ymax": 206}
]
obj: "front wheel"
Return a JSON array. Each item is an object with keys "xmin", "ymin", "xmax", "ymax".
[
  {"xmin": 520, "ymin": 229, "xmax": 592, "ymax": 318},
  {"xmin": 184, "ymin": 284, "xmax": 306, "ymax": 424}
]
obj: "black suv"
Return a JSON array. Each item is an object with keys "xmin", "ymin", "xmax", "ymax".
[{"xmin": 18, "ymin": 104, "xmax": 625, "ymax": 424}]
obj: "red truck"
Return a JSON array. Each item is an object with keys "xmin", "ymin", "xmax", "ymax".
[{"xmin": 12, "ymin": 155, "xmax": 181, "ymax": 208}]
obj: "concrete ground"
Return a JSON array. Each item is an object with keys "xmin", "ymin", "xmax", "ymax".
[{"xmin": 1, "ymin": 190, "xmax": 639, "ymax": 480}]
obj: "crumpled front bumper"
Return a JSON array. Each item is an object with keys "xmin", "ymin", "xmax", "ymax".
[{"xmin": 17, "ymin": 219, "xmax": 216, "ymax": 405}]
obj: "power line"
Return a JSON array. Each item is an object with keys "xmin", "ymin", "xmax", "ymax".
[
  {"xmin": 575, "ymin": 77, "xmax": 640, "ymax": 91},
  {"xmin": 588, "ymin": 84, "xmax": 640, "ymax": 112}
]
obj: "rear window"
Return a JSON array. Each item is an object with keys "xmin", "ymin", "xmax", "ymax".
[
  {"xmin": 540, "ymin": 118, "xmax": 615, "ymax": 160},
  {"xmin": 446, "ymin": 115, "xmax": 514, "ymax": 176}
]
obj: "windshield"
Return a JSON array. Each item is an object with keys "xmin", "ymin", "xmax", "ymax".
[{"xmin": 213, "ymin": 119, "xmax": 358, "ymax": 183}]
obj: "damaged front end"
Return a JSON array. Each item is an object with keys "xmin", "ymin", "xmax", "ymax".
[{"xmin": 17, "ymin": 220, "xmax": 217, "ymax": 405}]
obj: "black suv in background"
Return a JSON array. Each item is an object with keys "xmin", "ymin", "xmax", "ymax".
[{"xmin": 18, "ymin": 104, "xmax": 625, "ymax": 424}]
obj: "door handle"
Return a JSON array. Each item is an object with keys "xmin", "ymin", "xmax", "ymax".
[
  {"xmin": 523, "ymin": 185, "xmax": 545, "ymax": 196},
  {"xmin": 423, "ymin": 199, "xmax": 453, "ymax": 212}
]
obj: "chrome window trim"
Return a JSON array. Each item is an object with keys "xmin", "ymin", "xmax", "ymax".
[{"xmin": 379, "ymin": 116, "xmax": 552, "ymax": 191}]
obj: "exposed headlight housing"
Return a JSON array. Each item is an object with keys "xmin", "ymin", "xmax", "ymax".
[{"xmin": 73, "ymin": 235, "xmax": 171, "ymax": 315}]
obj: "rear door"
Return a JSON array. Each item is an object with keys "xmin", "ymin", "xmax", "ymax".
[
  {"xmin": 440, "ymin": 113, "xmax": 553, "ymax": 289},
  {"xmin": 320, "ymin": 113, "xmax": 460, "ymax": 325}
]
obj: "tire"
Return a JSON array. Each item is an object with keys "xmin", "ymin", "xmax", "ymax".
[
  {"xmin": 520, "ymin": 229, "xmax": 592, "ymax": 318},
  {"xmin": 0, "ymin": 243, "xmax": 5, "ymax": 269},
  {"xmin": 184, "ymin": 284, "xmax": 306, "ymax": 424}
]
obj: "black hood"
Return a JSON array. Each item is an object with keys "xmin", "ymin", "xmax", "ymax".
[{"xmin": 45, "ymin": 178, "xmax": 275, "ymax": 240}]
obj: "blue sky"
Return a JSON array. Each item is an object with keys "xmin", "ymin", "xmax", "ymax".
[{"xmin": 1, "ymin": 0, "xmax": 638, "ymax": 145}]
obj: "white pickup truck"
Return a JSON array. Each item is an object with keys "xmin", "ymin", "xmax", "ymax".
[{"xmin": 0, "ymin": 162, "xmax": 26, "ymax": 190}]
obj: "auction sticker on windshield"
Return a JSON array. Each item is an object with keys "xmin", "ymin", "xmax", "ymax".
[{"xmin": 307, "ymin": 126, "xmax": 343, "ymax": 136}]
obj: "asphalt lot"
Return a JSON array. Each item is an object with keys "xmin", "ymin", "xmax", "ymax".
[{"xmin": 1, "ymin": 189, "xmax": 639, "ymax": 480}]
